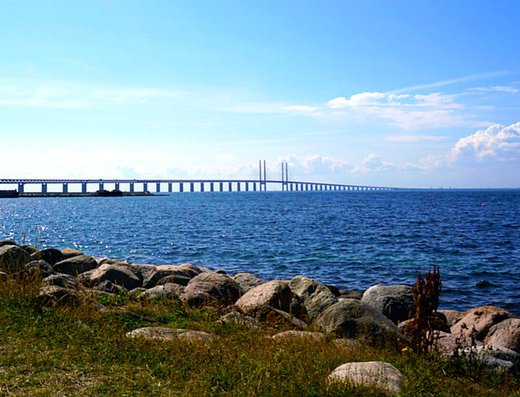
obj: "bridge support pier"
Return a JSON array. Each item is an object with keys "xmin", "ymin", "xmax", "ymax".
[
  {"xmin": 99, "ymin": 182, "xmax": 104, "ymax": 191},
  {"xmin": 190, "ymin": 182, "xmax": 194, "ymax": 193},
  {"xmin": 130, "ymin": 182, "xmax": 135, "ymax": 193},
  {"xmin": 200, "ymin": 182, "xmax": 204, "ymax": 192},
  {"xmin": 168, "ymin": 183, "xmax": 172, "ymax": 193},
  {"xmin": 42, "ymin": 183, "xmax": 47, "ymax": 194},
  {"xmin": 143, "ymin": 182, "xmax": 148, "ymax": 193},
  {"xmin": 63, "ymin": 183, "xmax": 68, "ymax": 193},
  {"xmin": 179, "ymin": 183, "xmax": 184, "ymax": 193},
  {"xmin": 219, "ymin": 182, "xmax": 223, "ymax": 192},
  {"xmin": 115, "ymin": 182, "xmax": 120, "ymax": 191},
  {"xmin": 82, "ymin": 183, "xmax": 87, "ymax": 193},
  {"xmin": 228, "ymin": 182, "xmax": 232, "ymax": 192},
  {"xmin": 17, "ymin": 183, "xmax": 24, "ymax": 193},
  {"xmin": 156, "ymin": 182, "xmax": 161, "ymax": 193},
  {"xmin": 237, "ymin": 182, "xmax": 241, "ymax": 192},
  {"xmin": 210, "ymin": 182, "xmax": 214, "ymax": 192}
]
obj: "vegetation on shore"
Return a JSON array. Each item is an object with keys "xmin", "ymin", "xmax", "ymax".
[{"xmin": 1, "ymin": 275, "xmax": 519, "ymax": 396}]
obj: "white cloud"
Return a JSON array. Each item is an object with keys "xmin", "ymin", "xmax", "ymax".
[
  {"xmin": 389, "ymin": 70, "xmax": 509, "ymax": 93},
  {"xmin": 469, "ymin": 86, "xmax": 519, "ymax": 94},
  {"xmin": 351, "ymin": 153, "xmax": 395, "ymax": 174},
  {"xmin": 386, "ymin": 135, "xmax": 448, "ymax": 143},
  {"xmin": 324, "ymin": 91, "xmax": 468, "ymax": 130},
  {"xmin": 450, "ymin": 122, "xmax": 520, "ymax": 161},
  {"xmin": 282, "ymin": 105, "xmax": 319, "ymax": 113}
]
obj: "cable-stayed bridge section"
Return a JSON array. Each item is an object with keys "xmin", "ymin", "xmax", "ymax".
[{"xmin": 0, "ymin": 161, "xmax": 398, "ymax": 195}]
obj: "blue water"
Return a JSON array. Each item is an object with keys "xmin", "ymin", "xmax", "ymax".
[{"xmin": 1, "ymin": 191, "xmax": 519, "ymax": 314}]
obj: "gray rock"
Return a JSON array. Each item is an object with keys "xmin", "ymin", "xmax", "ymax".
[
  {"xmin": 180, "ymin": 281, "xmax": 226, "ymax": 307},
  {"xmin": 42, "ymin": 273, "xmax": 77, "ymax": 289},
  {"xmin": 53, "ymin": 255, "xmax": 98, "ymax": 276},
  {"xmin": 93, "ymin": 280, "xmax": 125, "ymax": 294},
  {"xmin": 453, "ymin": 344, "xmax": 520, "ymax": 372},
  {"xmin": 232, "ymin": 272, "xmax": 266, "ymax": 292},
  {"xmin": 89, "ymin": 264, "xmax": 142, "ymax": 290},
  {"xmin": 451, "ymin": 305, "xmax": 512, "ymax": 341},
  {"xmin": 361, "ymin": 284, "xmax": 415, "ymax": 324},
  {"xmin": 0, "ymin": 245, "xmax": 30, "ymax": 273},
  {"xmin": 156, "ymin": 274, "xmax": 192, "ymax": 287},
  {"xmin": 314, "ymin": 299, "xmax": 404, "ymax": 345},
  {"xmin": 289, "ymin": 275, "xmax": 337, "ymax": 320},
  {"xmin": 126, "ymin": 327, "xmax": 213, "ymax": 342},
  {"xmin": 338, "ymin": 290, "xmax": 363, "ymax": 300},
  {"xmin": 328, "ymin": 361, "xmax": 403, "ymax": 395},
  {"xmin": 218, "ymin": 311, "xmax": 262, "ymax": 328},
  {"xmin": 61, "ymin": 247, "xmax": 83, "ymax": 259},
  {"xmin": 485, "ymin": 318, "xmax": 520, "ymax": 353},
  {"xmin": 187, "ymin": 272, "xmax": 242, "ymax": 304},
  {"xmin": 253, "ymin": 306, "xmax": 308, "ymax": 330},
  {"xmin": 141, "ymin": 265, "xmax": 201, "ymax": 288},
  {"xmin": 37, "ymin": 247, "xmax": 64, "ymax": 265},
  {"xmin": 235, "ymin": 280, "xmax": 294, "ymax": 315},
  {"xmin": 271, "ymin": 330, "xmax": 327, "ymax": 342},
  {"xmin": 438, "ymin": 309, "xmax": 464, "ymax": 327},
  {"xmin": 24, "ymin": 260, "xmax": 55, "ymax": 278},
  {"xmin": 433, "ymin": 331, "xmax": 483, "ymax": 355},
  {"xmin": 142, "ymin": 283, "xmax": 184, "ymax": 300},
  {"xmin": 38, "ymin": 285, "xmax": 79, "ymax": 305}
]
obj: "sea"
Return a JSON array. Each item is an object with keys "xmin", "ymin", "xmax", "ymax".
[{"xmin": 1, "ymin": 190, "xmax": 519, "ymax": 315}]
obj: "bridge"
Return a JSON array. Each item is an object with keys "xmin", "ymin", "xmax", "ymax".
[{"xmin": 0, "ymin": 161, "xmax": 397, "ymax": 194}]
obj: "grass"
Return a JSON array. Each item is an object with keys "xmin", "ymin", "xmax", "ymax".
[{"xmin": 1, "ymin": 277, "xmax": 519, "ymax": 396}]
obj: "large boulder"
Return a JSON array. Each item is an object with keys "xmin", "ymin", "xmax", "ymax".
[
  {"xmin": 181, "ymin": 272, "xmax": 242, "ymax": 307},
  {"xmin": 53, "ymin": 255, "xmax": 98, "ymax": 276},
  {"xmin": 141, "ymin": 265, "xmax": 202, "ymax": 288},
  {"xmin": 61, "ymin": 247, "xmax": 83, "ymax": 259},
  {"xmin": 314, "ymin": 299, "xmax": 404, "ymax": 345},
  {"xmin": 328, "ymin": 361, "xmax": 403, "ymax": 395},
  {"xmin": 271, "ymin": 330, "xmax": 327, "ymax": 342},
  {"xmin": 451, "ymin": 306, "xmax": 512, "ymax": 341},
  {"xmin": 142, "ymin": 284, "xmax": 184, "ymax": 301},
  {"xmin": 36, "ymin": 247, "xmax": 64, "ymax": 265},
  {"xmin": 24, "ymin": 260, "xmax": 55, "ymax": 278},
  {"xmin": 37, "ymin": 285, "xmax": 79, "ymax": 305},
  {"xmin": 126, "ymin": 327, "xmax": 213, "ymax": 343},
  {"xmin": 453, "ymin": 344, "xmax": 520, "ymax": 373},
  {"xmin": 433, "ymin": 331, "xmax": 483, "ymax": 355},
  {"xmin": 235, "ymin": 280, "xmax": 295, "ymax": 315},
  {"xmin": 232, "ymin": 272, "xmax": 266, "ymax": 292},
  {"xmin": 484, "ymin": 318, "xmax": 520, "ymax": 353},
  {"xmin": 89, "ymin": 264, "xmax": 142, "ymax": 290},
  {"xmin": 289, "ymin": 275, "xmax": 337, "ymax": 320},
  {"xmin": 0, "ymin": 245, "xmax": 30, "ymax": 273},
  {"xmin": 438, "ymin": 309, "xmax": 464, "ymax": 327},
  {"xmin": 42, "ymin": 273, "xmax": 77, "ymax": 289},
  {"xmin": 361, "ymin": 285, "xmax": 415, "ymax": 324}
]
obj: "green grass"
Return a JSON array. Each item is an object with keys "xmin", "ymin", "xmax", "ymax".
[{"xmin": 1, "ymin": 277, "xmax": 519, "ymax": 396}]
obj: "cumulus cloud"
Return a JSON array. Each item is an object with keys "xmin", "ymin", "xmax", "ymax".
[
  {"xmin": 324, "ymin": 91, "xmax": 468, "ymax": 130},
  {"xmin": 450, "ymin": 122, "xmax": 520, "ymax": 161},
  {"xmin": 351, "ymin": 153, "xmax": 396, "ymax": 174}
]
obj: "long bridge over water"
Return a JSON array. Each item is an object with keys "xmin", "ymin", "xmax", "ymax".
[{"xmin": 0, "ymin": 161, "xmax": 398, "ymax": 194}]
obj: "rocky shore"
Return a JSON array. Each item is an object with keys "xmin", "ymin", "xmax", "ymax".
[{"xmin": 1, "ymin": 239, "xmax": 519, "ymax": 395}]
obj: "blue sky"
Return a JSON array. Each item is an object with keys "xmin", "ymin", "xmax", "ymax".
[{"xmin": 1, "ymin": 1, "xmax": 520, "ymax": 187}]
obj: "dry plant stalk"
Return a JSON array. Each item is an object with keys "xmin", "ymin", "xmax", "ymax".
[{"xmin": 411, "ymin": 265, "xmax": 442, "ymax": 353}]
